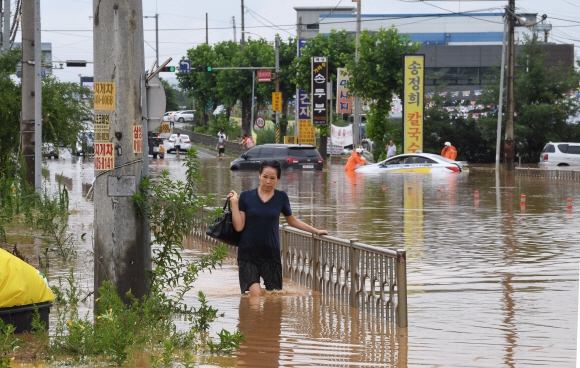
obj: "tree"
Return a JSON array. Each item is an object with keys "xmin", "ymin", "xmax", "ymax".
[
  {"xmin": 216, "ymin": 39, "xmax": 275, "ymax": 135},
  {"xmin": 476, "ymin": 35, "xmax": 580, "ymax": 163},
  {"xmin": 0, "ymin": 48, "xmax": 92, "ymax": 175},
  {"xmin": 293, "ymin": 30, "xmax": 354, "ymax": 157},
  {"xmin": 178, "ymin": 39, "xmax": 276, "ymax": 134},
  {"xmin": 0, "ymin": 49, "xmax": 22, "ymax": 172},
  {"xmin": 42, "ymin": 76, "xmax": 92, "ymax": 148},
  {"xmin": 512, "ymin": 36, "xmax": 580, "ymax": 161},
  {"xmin": 346, "ymin": 27, "xmax": 420, "ymax": 159},
  {"xmin": 178, "ymin": 44, "xmax": 218, "ymax": 125},
  {"xmin": 159, "ymin": 78, "xmax": 181, "ymax": 112}
]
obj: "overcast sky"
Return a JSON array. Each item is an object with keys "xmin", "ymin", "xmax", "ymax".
[{"xmin": 23, "ymin": 0, "xmax": 580, "ymax": 83}]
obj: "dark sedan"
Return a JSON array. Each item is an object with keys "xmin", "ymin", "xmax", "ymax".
[{"xmin": 229, "ymin": 144, "xmax": 324, "ymax": 171}]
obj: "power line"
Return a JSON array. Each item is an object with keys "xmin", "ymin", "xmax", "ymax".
[{"xmin": 243, "ymin": 6, "xmax": 294, "ymax": 36}]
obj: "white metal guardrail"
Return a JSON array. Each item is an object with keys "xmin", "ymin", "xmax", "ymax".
[
  {"xmin": 516, "ymin": 167, "xmax": 580, "ymax": 179},
  {"xmin": 191, "ymin": 207, "xmax": 408, "ymax": 328}
]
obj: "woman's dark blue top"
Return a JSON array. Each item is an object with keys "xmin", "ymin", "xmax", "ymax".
[{"xmin": 238, "ymin": 188, "xmax": 292, "ymax": 263}]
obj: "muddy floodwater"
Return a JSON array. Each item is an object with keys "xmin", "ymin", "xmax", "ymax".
[{"xmin": 37, "ymin": 151, "xmax": 579, "ymax": 367}]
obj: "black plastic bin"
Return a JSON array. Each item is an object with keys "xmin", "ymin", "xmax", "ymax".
[{"xmin": 0, "ymin": 302, "xmax": 52, "ymax": 333}]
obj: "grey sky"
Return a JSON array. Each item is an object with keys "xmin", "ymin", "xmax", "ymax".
[{"xmin": 23, "ymin": 0, "xmax": 580, "ymax": 83}]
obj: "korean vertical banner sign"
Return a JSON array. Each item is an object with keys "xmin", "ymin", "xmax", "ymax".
[
  {"xmin": 311, "ymin": 57, "xmax": 328, "ymax": 125},
  {"xmin": 297, "ymin": 39, "xmax": 310, "ymax": 138},
  {"xmin": 403, "ymin": 55, "xmax": 424, "ymax": 153},
  {"xmin": 336, "ymin": 68, "xmax": 352, "ymax": 114}
]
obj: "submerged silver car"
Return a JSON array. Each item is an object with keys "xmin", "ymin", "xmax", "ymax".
[{"xmin": 539, "ymin": 142, "xmax": 580, "ymax": 168}]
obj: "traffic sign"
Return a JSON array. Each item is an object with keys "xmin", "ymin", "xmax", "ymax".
[
  {"xmin": 272, "ymin": 92, "xmax": 282, "ymax": 112},
  {"xmin": 257, "ymin": 70, "xmax": 271, "ymax": 82},
  {"xmin": 255, "ymin": 116, "xmax": 266, "ymax": 129},
  {"xmin": 180, "ymin": 59, "xmax": 190, "ymax": 74}
]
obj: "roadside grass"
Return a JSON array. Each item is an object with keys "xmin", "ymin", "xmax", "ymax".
[{"xmin": 1, "ymin": 149, "xmax": 244, "ymax": 366}]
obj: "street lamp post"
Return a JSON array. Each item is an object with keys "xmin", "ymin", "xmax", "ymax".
[{"xmin": 143, "ymin": 14, "xmax": 159, "ymax": 68}]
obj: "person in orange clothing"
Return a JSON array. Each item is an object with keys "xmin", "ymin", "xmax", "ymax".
[
  {"xmin": 345, "ymin": 148, "xmax": 367, "ymax": 171},
  {"xmin": 441, "ymin": 141, "xmax": 458, "ymax": 160}
]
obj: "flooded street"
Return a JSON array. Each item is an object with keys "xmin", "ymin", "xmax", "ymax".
[{"xmin": 40, "ymin": 150, "xmax": 579, "ymax": 367}]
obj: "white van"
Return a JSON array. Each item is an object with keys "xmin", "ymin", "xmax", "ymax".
[{"xmin": 539, "ymin": 142, "xmax": 580, "ymax": 168}]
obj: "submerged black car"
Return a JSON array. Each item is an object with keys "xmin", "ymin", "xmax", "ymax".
[{"xmin": 229, "ymin": 144, "xmax": 324, "ymax": 171}]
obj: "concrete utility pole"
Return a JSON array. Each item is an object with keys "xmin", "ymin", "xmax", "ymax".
[
  {"xmin": 205, "ymin": 13, "xmax": 208, "ymax": 44},
  {"xmin": 275, "ymin": 35, "xmax": 280, "ymax": 133},
  {"xmin": 240, "ymin": 0, "xmax": 245, "ymax": 51},
  {"xmin": 2, "ymin": 0, "xmax": 11, "ymax": 51},
  {"xmin": 232, "ymin": 16, "xmax": 236, "ymax": 43},
  {"xmin": 496, "ymin": 17, "xmax": 508, "ymax": 172},
  {"xmin": 93, "ymin": 0, "xmax": 147, "ymax": 302},
  {"xmin": 143, "ymin": 14, "xmax": 159, "ymax": 67},
  {"xmin": 504, "ymin": 0, "xmax": 516, "ymax": 171},
  {"xmin": 353, "ymin": 0, "xmax": 362, "ymax": 148},
  {"xmin": 21, "ymin": 0, "xmax": 42, "ymax": 192}
]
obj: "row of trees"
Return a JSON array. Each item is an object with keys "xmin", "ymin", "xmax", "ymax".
[
  {"xmin": 422, "ymin": 36, "xmax": 580, "ymax": 163},
  {"xmin": 177, "ymin": 29, "xmax": 580, "ymax": 163},
  {"xmin": 177, "ymin": 28, "xmax": 419, "ymax": 157}
]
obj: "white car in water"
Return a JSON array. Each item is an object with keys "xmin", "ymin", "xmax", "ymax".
[
  {"xmin": 164, "ymin": 134, "xmax": 191, "ymax": 153},
  {"xmin": 355, "ymin": 153, "xmax": 469, "ymax": 174}
]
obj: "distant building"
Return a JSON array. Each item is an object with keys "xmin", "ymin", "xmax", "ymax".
[
  {"xmin": 13, "ymin": 42, "xmax": 53, "ymax": 77},
  {"xmin": 295, "ymin": 8, "xmax": 574, "ymax": 94}
]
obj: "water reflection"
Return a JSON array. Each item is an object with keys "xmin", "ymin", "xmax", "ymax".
[
  {"xmin": 195, "ymin": 159, "xmax": 579, "ymax": 366},
  {"xmin": 35, "ymin": 154, "xmax": 580, "ymax": 367}
]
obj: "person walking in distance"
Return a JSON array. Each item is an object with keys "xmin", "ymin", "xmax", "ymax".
[
  {"xmin": 175, "ymin": 133, "xmax": 183, "ymax": 157},
  {"xmin": 216, "ymin": 130, "xmax": 227, "ymax": 158},
  {"xmin": 385, "ymin": 140, "xmax": 397, "ymax": 158},
  {"xmin": 227, "ymin": 160, "xmax": 328, "ymax": 297},
  {"xmin": 441, "ymin": 141, "xmax": 458, "ymax": 160}
]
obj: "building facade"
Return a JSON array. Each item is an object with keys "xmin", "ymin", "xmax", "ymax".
[{"xmin": 295, "ymin": 8, "xmax": 574, "ymax": 95}]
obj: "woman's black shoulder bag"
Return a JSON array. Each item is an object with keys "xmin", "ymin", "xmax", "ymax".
[{"xmin": 205, "ymin": 198, "xmax": 241, "ymax": 246}]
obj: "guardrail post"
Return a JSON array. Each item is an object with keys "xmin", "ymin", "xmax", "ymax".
[
  {"xmin": 396, "ymin": 249, "xmax": 408, "ymax": 328},
  {"xmin": 282, "ymin": 225, "xmax": 289, "ymax": 279},
  {"xmin": 313, "ymin": 234, "xmax": 320, "ymax": 292},
  {"xmin": 349, "ymin": 239, "xmax": 358, "ymax": 309}
]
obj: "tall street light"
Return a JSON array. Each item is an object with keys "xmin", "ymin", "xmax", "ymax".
[{"xmin": 144, "ymin": 14, "xmax": 159, "ymax": 68}]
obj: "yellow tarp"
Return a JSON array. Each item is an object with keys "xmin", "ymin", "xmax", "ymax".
[{"xmin": 0, "ymin": 248, "xmax": 55, "ymax": 308}]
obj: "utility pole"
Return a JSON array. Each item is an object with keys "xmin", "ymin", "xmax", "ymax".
[
  {"xmin": 93, "ymin": 0, "xmax": 147, "ymax": 303},
  {"xmin": 505, "ymin": 0, "xmax": 516, "ymax": 171},
  {"xmin": 2, "ymin": 0, "xmax": 10, "ymax": 51},
  {"xmin": 232, "ymin": 16, "xmax": 236, "ymax": 43},
  {"xmin": 143, "ymin": 14, "xmax": 159, "ymax": 67},
  {"xmin": 353, "ymin": 0, "xmax": 362, "ymax": 149},
  {"xmin": 205, "ymin": 13, "xmax": 208, "ymax": 44},
  {"xmin": 495, "ymin": 16, "xmax": 508, "ymax": 172},
  {"xmin": 21, "ymin": 0, "xmax": 42, "ymax": 192},
  {"xmin": 240, "ymin": 0, "xmax": 245, "ymax": 51},
  {"xmin": 275, "ymin": 35, "xmax": 280, "ymax": 134}
]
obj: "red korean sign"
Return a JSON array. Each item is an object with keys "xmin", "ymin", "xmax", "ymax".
[
  {"xmin": 133, "ymin": 125, "xmax": 142, "ymax": 154},
  {"xmin": 94, "ymin": 142, "xmax": 114, "ymax": 171},
  {"xmin": 257, "ymin": 70, "xmax": 271, "ymax": 82}
]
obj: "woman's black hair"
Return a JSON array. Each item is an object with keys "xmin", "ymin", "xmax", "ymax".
[{"xmin": 260, "ymin": 160, "xmax": 282, "ymax": 179}]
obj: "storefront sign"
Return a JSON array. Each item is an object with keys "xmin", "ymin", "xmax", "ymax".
[
  {"xmin": 311, "ymin": 56, "xmax": 328, "ymax": 125},
  {"xmin": 272, "ymin": 92, "xmax": 282, "ymax": 112},
  {"xmin": 336, "ymin": 68, "xmax": 352, "ymax": 114},
  {"xmin": 403, "ymin": 55, "xmax": 425, "ymax": 153},
  {"xmin": 298, "ymin": 119, "xmax": 316, "ymax": 145}
]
